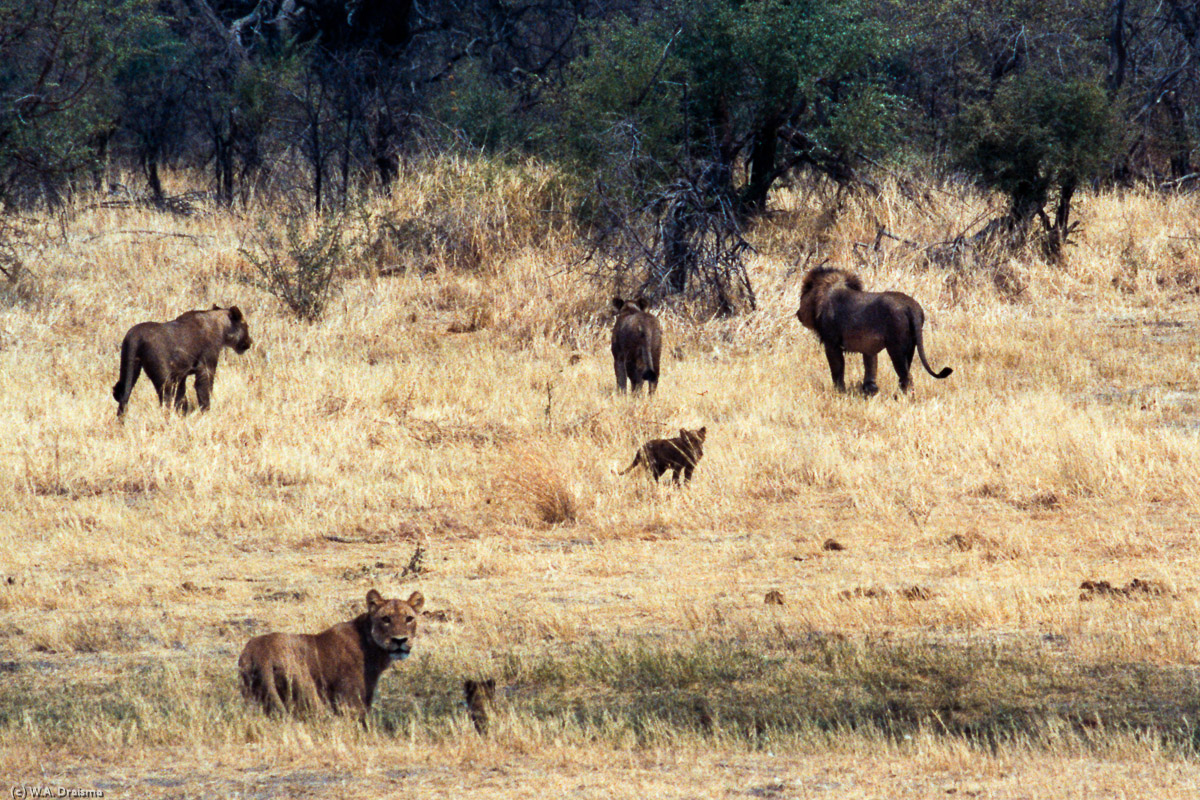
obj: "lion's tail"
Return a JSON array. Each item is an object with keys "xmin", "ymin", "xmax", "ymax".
[
  {"xmin": 618, "ymin": 451, "xmax": 643, "ymax": 475},
  {"xmin": 641, "ymin": 339, "xmax": 658, "ymax": 384},
  {"xmin": 112, "ymin": 334, "xmax": 142, "ymax": 412},
  {"xmin": 912, "ymin": 312, "xmax": 953, "ymax": 380}
]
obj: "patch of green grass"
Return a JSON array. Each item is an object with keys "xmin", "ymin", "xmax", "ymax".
[{"xmin": 4, "ymin": 636, "xmax": 1200, "ymax": 754}]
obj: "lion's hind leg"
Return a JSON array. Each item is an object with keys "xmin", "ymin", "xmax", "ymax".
[
  {"xmin": 614, "ymin": 358, "xmax": 628, "ymax": 394},
  {"xmin": 171, "ymin": 377, "xmax": 193, "ymax": 414},
  {"xmin": 886, "ymin": 340, "xmax": 916, "ymax": 393},
  {"xmin": 240, "ymin": 660, "xmax": 286, "ymax": 716},
  {"xmin": 627, "ymin": 358, "xmax": 645, "ymax": 394},
  {"xmin": 138, "ymin": 352, "xmax": 176, "ymax": 411}
]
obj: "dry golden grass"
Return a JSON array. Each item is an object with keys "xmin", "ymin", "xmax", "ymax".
[{"xmin": 3, "ymin": 160, "xmax": 1200, "ymax": 796}]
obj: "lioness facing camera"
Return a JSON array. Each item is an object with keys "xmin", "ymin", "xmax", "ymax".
[{"xmin": 238, "ymin": 589, "xmax": 425, "ymax": 720}]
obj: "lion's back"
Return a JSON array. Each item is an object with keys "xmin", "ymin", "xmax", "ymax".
[{"xmin": 239, "ymin": 632, "xmax": 311, "ymax": 672}]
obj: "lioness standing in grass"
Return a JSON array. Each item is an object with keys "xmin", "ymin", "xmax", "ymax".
[
  {"xmin": 112, "ymin": 305, "xmax": 252, "ymax": 417},
  {"xmin": 239, "ymin": 589, "xmax": 424, "ymax": 720},
  {"xmin": 796, "ymin": 266, "xmax": 952, "ymax": 395},
  {"xmin": 620, "ymin": 426, "xmax": 707, "ymax": 483},
  {"xmin": 611, "ymin": 297, "xmax": 662, "ymax": 395}
]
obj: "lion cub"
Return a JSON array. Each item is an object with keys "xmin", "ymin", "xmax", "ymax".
[
  {"xmin": 619, "ymin": 426, "xmax": 707, "ymax": 483},
  {"xmin": 463, "ymin": 678, "xmax": 496, "ymax": 734}
]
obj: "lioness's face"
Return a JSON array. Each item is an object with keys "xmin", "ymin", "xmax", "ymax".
[{"xmin": 366, "ymin": 590, "xmax": 425, "ymax": 661}]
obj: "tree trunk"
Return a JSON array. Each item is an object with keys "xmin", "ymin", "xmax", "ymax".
[
  {"xmin": 1107, "ymin": 0, "xmax": 1128, "ymax": 97},
  {"xmin": 1163, "ymin": 93, "xmax": 1192, "ymax": 177},
  {"xmin": 741, "ymin": 117, "xmax": 781, "ymax": 214},
  {"xmin": 309, "ymin": 120, "xmax": 324, "ymax": 212},
  {"xmin": 373, "ymin": 112, "xmax": 398, "ymax": 191},
  {"xmin": 662, "ymin": 199, "xmax": 693, "ymax": 294},
  {"xmin": 215, "ymin": 129, "xmax": 234, "ymax": 208},
  {"xmin": 1044, "ymin": 175, "xmax": 1076, "ymax": 259},
  {"xmin": 145, "ymin": 152, "xmax": 164, "ymax": 204},
  {"xmin": 91, "ymin": 130, "xmax": 112, "ymax": 192}
]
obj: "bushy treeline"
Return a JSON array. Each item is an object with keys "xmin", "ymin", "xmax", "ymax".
[{"xmin": 1, "ymin": 2, "xmax": 1196, "ymax": 241}]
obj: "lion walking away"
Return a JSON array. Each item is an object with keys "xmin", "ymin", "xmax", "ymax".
[
  {"xmin": 611, "ymin": 297, "xmax": 662, "ymax": 395},
  {"xmin": 796, "ymin": 266, "xmax": 952, "ymax": 395},
  {"xmin": 238, "ymin": 589, "xmax": 425, "ymax": 721},
  {"xmin": 620, "ymin": 427, "xmax": 707, "ymax": 483},
  {"xmin": 112, "ymin": 305, "xmax": 252, "ymax": 418}
]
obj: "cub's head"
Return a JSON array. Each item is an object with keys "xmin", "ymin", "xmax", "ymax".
[
  {"xmin": 215, "ymin": 305, "xmax": 253, "ymax": 354},
  {"xmin": 681, "ymin": 426, "xmax": 706, "ymax": 453},
  {"xmin": 366, "ymin": 589, "xmax": 425, "ymax": 661}
]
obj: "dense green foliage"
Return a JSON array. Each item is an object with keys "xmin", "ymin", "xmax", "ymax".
[
  {"xmin": 0, "ymin": 0, "xmax": 159, "ymax": 204},
  {"xmin": 954, "ymin": 72, "xmax": 1119, "ymax": 250},
  {"xmin": 557, "ymin": 1, "xmax": 899, "ymax": 212},
  {"xmin": 0, "ymin": 0, "xmax": 1195, "ymax": 239}
]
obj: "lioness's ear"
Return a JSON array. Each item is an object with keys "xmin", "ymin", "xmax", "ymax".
[
  {"xmin": 679, "ymin": 429, "xmax": 688, "ymax": 439},
  {"xmin": 484, "ymin": 678, "xmax": 495, "ymax": 691},
  {"xmin": 211, "ymin": 304, "xmax": 221, "ymax": 311},
  {"xmin": 366, "ymin": 589, "xmax": 384, "ymax": 612},
  {"xmin": 697, "ymin": 426, "xmax": 707, "ymax": 441},
  {"xmin": 612, "ymin": 297, "xmax": 625, "ymax": 310},
  {"xmin": 634, "ymin": 298, "xmax": 648, "ymax": 311},
  {"xmin": 406, "ymin": 591, "xmax": 425, "ymax": 613},
  {"xmin": 229, "ymin": 306, "xmax": 244, "ymax": 322}
]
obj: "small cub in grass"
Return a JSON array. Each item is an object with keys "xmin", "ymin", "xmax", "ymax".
[
  {"xmin": 619, "ymin": 426, "xmax": 707, "ymax": 483},
  {"xmin": 463, "ymin": 678, "xmax": 496, "ymax": 734}
]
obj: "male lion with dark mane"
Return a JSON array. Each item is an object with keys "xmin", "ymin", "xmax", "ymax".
[
  {"xmin": 112, "ymin": 305, "xmax": 252, "ymax": 418},
  {"xmin": 239, "ymin": 589, "xmax": 424, "ymax": 720},
  {"xmin": 796, "ymin": 266, "xmax": 952, "ymax": 395}
]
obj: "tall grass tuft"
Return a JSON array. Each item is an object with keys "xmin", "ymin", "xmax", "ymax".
[{"xmin": 495, "ymin": 443, "xmax": 578, "ymax": 525}]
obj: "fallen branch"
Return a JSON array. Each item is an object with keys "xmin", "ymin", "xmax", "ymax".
[{"xmin": 80, "ymin": 229, "xmax": 208, "ymax": 245}]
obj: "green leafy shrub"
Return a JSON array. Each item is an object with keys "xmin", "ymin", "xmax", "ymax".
[
  {"xmin": 953, "ymin": 73, "xmax": 1118, "ymax": 253},
  {"xmin": 240, "ymin": 215, "xmax": 346, "ymax": 322}
]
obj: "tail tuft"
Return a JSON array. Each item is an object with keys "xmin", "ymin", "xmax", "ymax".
[{"xmin": 934, "ymin": 367, "xmax": 953, "ymax": 379}]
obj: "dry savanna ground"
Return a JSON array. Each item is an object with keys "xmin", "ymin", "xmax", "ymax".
[{"xmin": 3, "ymin": 160, "xmax": 1200, "ymax": 797}]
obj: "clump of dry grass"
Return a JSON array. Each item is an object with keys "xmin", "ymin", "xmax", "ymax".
[
  {"xmin": 359, "ymin": 154, "xmax": 576, "ymax": 276},
  {"xmin": 495, "ymin": 442, "xmax": 579, "ymax": 525}
]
